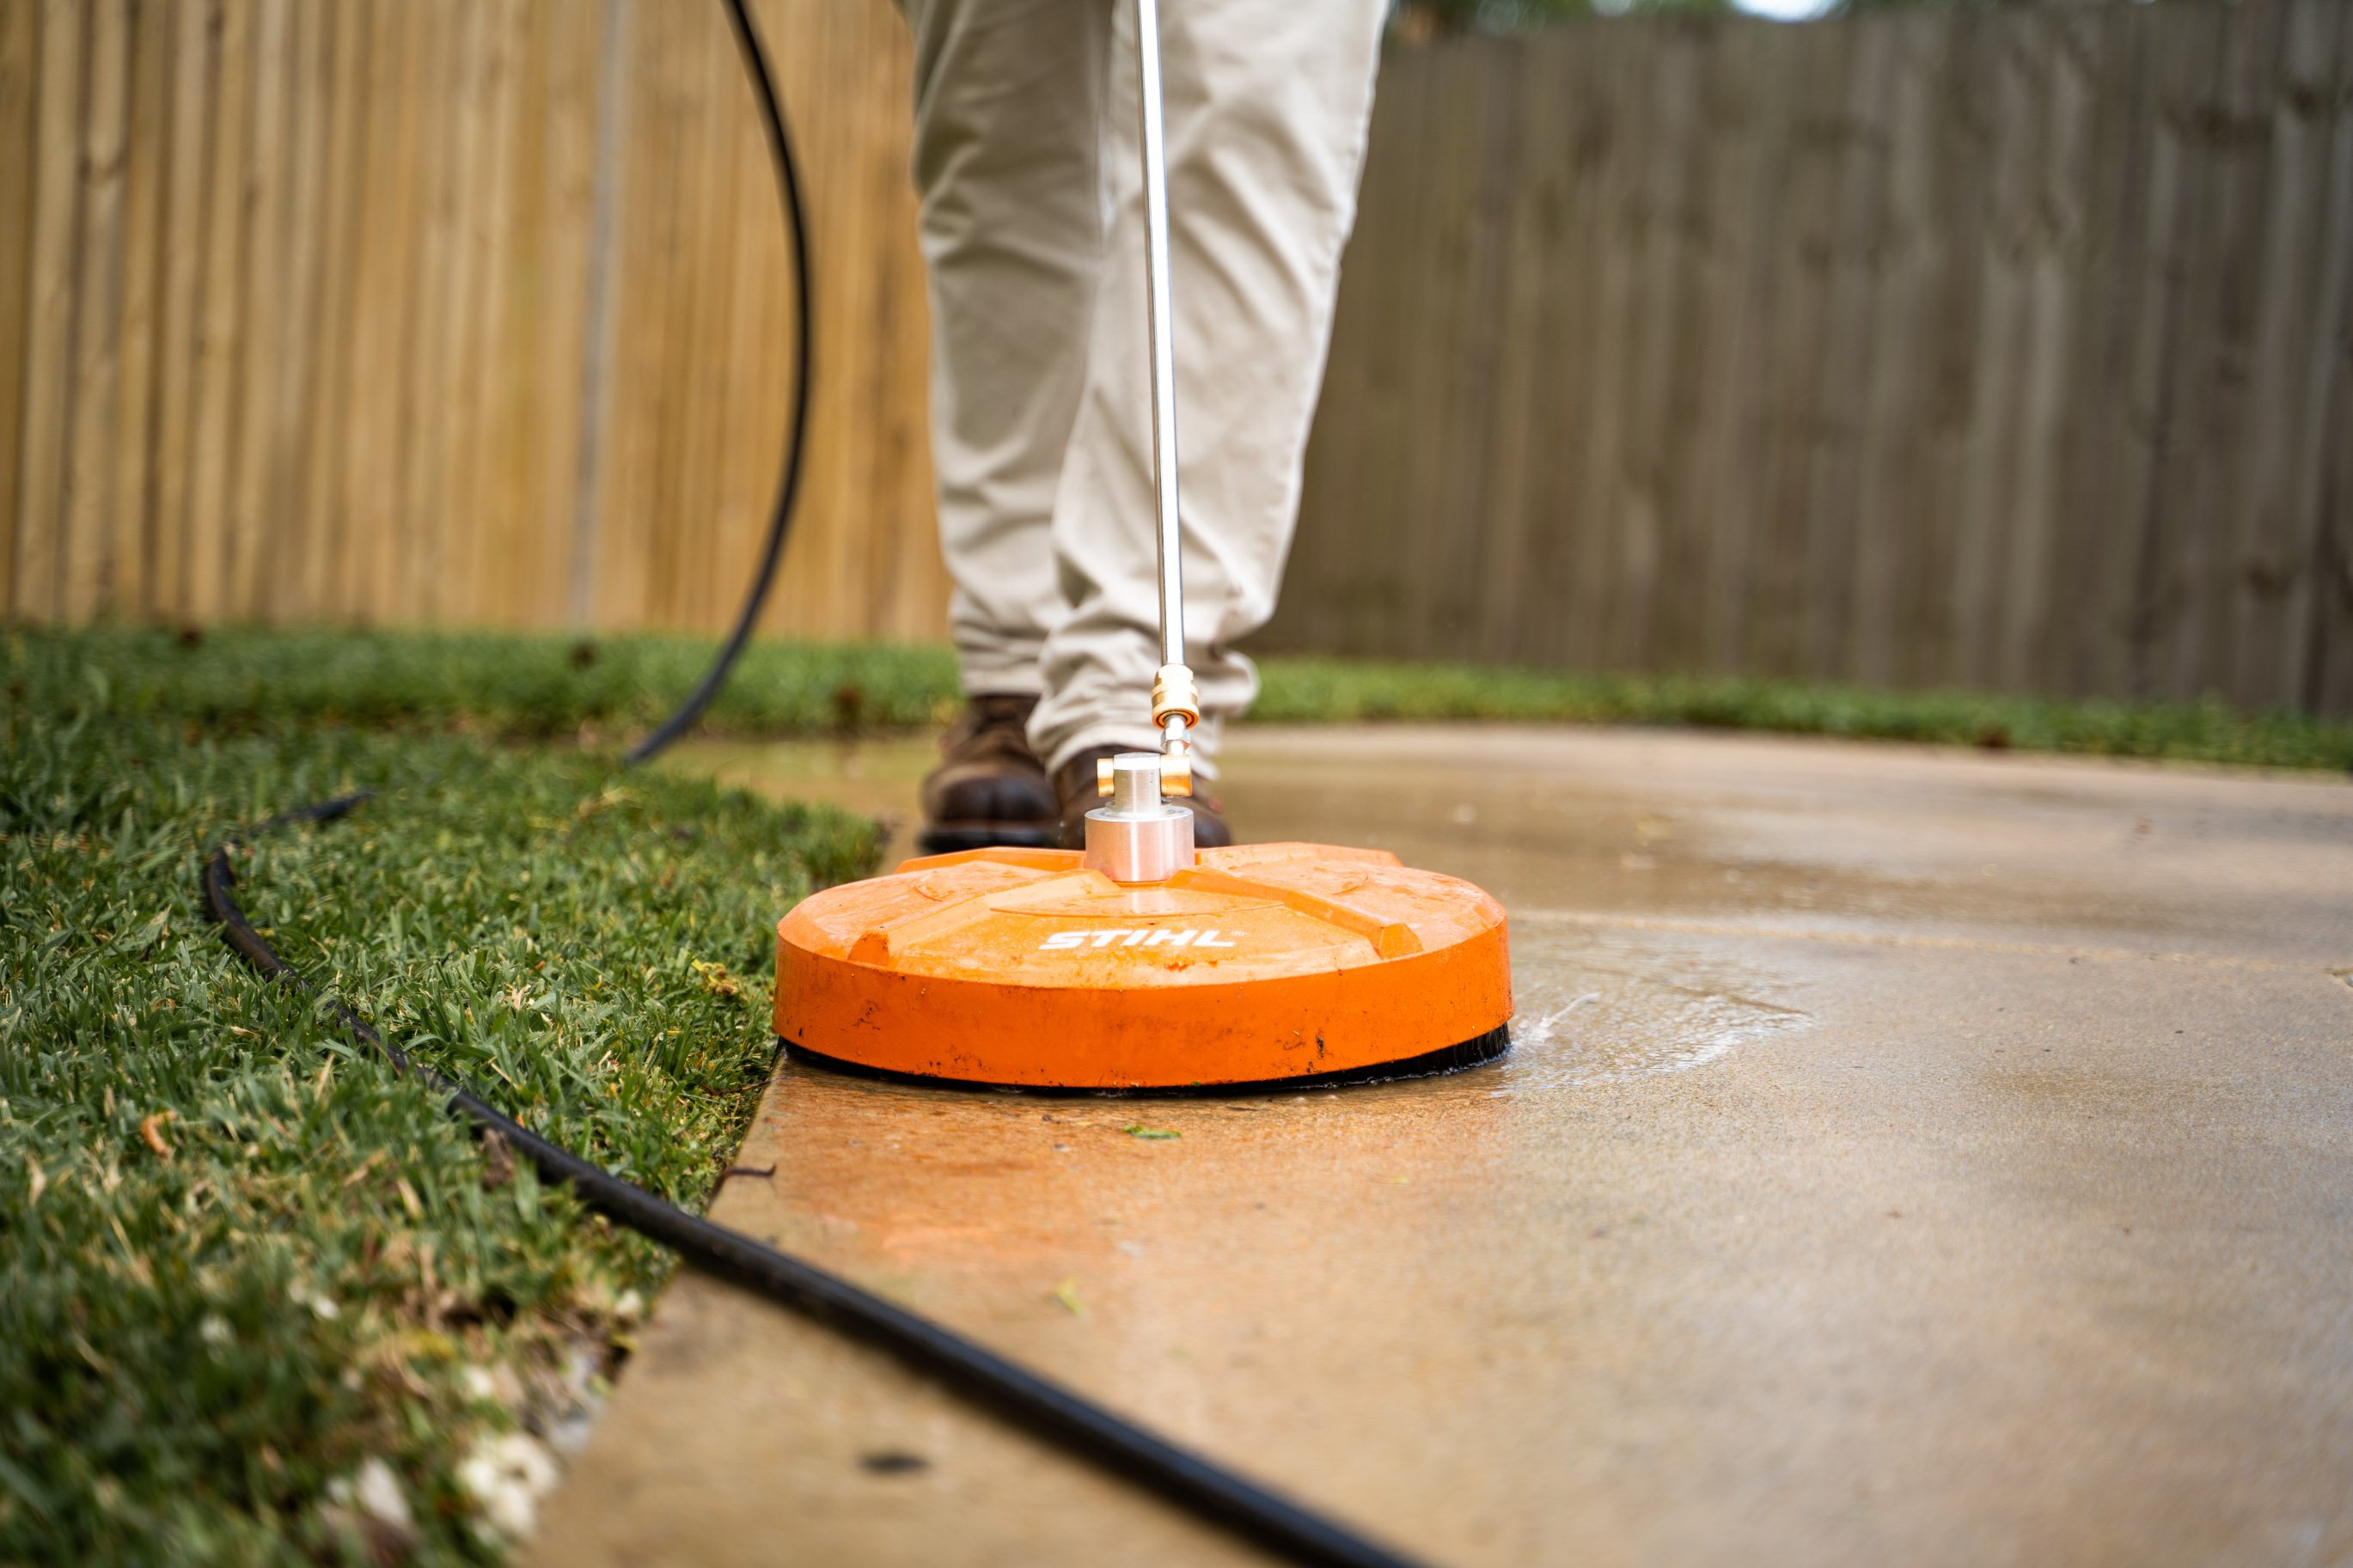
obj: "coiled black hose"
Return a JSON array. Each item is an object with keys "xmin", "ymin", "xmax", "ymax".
[{"xmin": 199, "ymin": 3, "xmax": 1425, "ymax": 1566}]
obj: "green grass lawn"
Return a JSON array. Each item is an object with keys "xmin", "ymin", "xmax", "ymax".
[
  {"xmin": 40, "ymin": 624, "xmax": 2353, "ymax": 771},
  {"xmin": 3, "ymin": 624, "xmax": 2345, "ymax": 1563},
  {"xmin": 1249, "ymin": 656, "xmax": 2353, "ymax": 771},
  {"xmin": 1, "ymin": 635, "xmax": 877, "ymax": 1564}
]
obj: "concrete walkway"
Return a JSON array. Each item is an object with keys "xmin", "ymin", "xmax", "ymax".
[{"xmin": 534, "ymin": 727, "xmax": 2353, "ymax": 1567}]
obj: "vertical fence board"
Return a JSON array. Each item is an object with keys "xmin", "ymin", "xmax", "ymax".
[
  {"xmin": 2038, "ymin": 9, "xmax": 2130, "ymax": 699},
  {"xmin": 339, "ymin": 0, "xmax": 411, "ymax": 623},
  {"xmin": 1397, "ymin": 38, "xmax": 1491, "ymax": 659},
  {"xmin": 2129, "ymin": 2, "xmax": 2228, "ymax": 699},
  {"xmin": 1549, "ymin": 23, "xmax": 1629, "ymax": 670},
  {"xmin": 592, "ymin": 0, "xmax": 663, "ymax": 631},
  {"xmin": 1917, "ymin": 16, "xmax": 1991, "ymax": 687},
  {"xmin": 1323, "ymin": 40, "xmax": 1425, "ymax": 655},
  {"xmin": 148, "ymin": 0, "xmax": 213, "ymax": 623},
  {"xmin": 1949, "ymin": 15, "xmax": 2021, "ymax": 689},
  {"xmin": 767, "ymin": 0, "xmax": 840, "ymax": 638},
  {"xmin": 1683, "ymin": 21, "xmax": 1776, "ymax": 678},
  {"xmin": 0, "ymin": 0, "xmax": 40, "ymax": 618},
  {"xmin": 485, "ymin": 0, "xmax": 547, "ymax": 630},
  {"xmin": 183, "ymin": 0, "xmax": 251, "ymax": 620},
  {"xmin": 253, "ymin": 0, "xmax": 327, "ymax": 621},
  {"xmin": 2174, "ymin": 0, "xmax": 2284, "ymax": 700},
  {"xmin": 1799, "ymin": 15, "xmax": 1892, "ymax": 680},
  {"xmin": 296, "ymin": 0, "xmax": 370, "ymax": 619},
  {"xmin": 448, "ymin": 0, "xmax": 523, "ymax": 627},
  {"xmin": 1751, "ymin": 21, "xmax": 1849, "ymax": 677},
  {"xmin": 2301, "ymin": 13, "xmax": 2353, "ymax": 713},
  {"xmin": 221, "ymin": 0, "xmax": 288, "ymax": 619},
  {"xmin": 2082, "ymin": 9, "xmax": 2171, "ymax": 699},
  {"xmin": 1605, "ymin": 22, "xmax": 1695, "ymax": 672},
  {"xmin": 1991, "ymin": 16, "xmax": 2079, "ymax": 692},
  {"xmin": 1469, "ymin": 38, "xmax": 1551, "ymax": 666},
  {"xmin": 535, "ymin": 0, "xmax": 602, "ymax": 632},
  {"xmin": 1702, "ymin": 22, "xmax": 1800, "ymax": 676},
  {"xmin": 62, "ymin": 0, "xmax": 129, "ymax": 622},
  {"xmin": 675, "ymin": 7, "xmax": 737, "ymax": 633},
  {"xmin": 108, "ymin": 0, "xmax": 171, "ymax": 619},
  {"xmin": 1847, "ymin": 14, "xmax": 1933, "ymax": 687},
  {"xmin": 862, "ymin": 0, "xmax": 945, "ymax": 645},
  {"xmin": 2222, "ymin": 0, "xmax": 2341, "ymax": 706},
  {"xmin": 15, "ymin": 0, "xmax": 88, "ymax": 621},
  {"xmin": 396, "ymin": 0, "xmax": 460, "ymax": 623}
]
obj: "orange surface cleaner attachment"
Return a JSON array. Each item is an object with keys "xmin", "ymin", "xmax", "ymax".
[{"xmin": 774, "ymin": 843, "xmax": 1513, "ymax": 1092}]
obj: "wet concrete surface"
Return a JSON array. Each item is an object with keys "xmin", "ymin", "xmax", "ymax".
[{"xmin": 533, "ymin": 726, "xmax": 2353, "ymax": 1567}]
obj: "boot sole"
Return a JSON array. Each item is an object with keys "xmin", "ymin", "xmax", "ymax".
[{"xmin": 914, "ymin": 822, "xmax": 1065, "ymax": 855}]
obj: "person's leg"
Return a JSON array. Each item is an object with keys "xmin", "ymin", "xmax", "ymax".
[
  {"xmin": 901, "ymin": 0, "xmax": 1109, "ymax": 698},
  {"xmin": 1030, "ymin": 0, "xmax": 1388, "ymax": 792},
  {"xmin": 900, "ymin": 0, "xmax": 1109, "ymax": 846}
]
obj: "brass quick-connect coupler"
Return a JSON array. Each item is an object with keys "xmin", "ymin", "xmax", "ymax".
[
  {"xmin": 1151, "ymin": 663, "xmax": 1200, "ymax": 731},
  {"xmin": 1094, "ymin": 662, "xmax": 1201, "ymax": 802}
]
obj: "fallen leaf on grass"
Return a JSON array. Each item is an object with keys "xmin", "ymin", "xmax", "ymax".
[
  {"xmin": 140, "ymin": 1111, "xmax": 174, "ymax": 1162},
  {"xmin": 25, "ymin": 1156, "xmax": 44, "ymax": 1205},
  {"xmin": 574, "ymin": 784, "xmax": 637, "ymax": 822},
  {"xmin": 1122, "ymin": 1124, "xmax": 1179, "ymax": 1141}
]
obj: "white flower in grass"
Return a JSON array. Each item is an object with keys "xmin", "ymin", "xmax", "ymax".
[
  {"xmin": 353, "ymin": 1457, "xmax": 413, "ymax": 1535},
  {"xmin": 324, "ymin": 1456, "xmax": 416, "ymax": 1553},
  {"xmin": 458, "ymin": 1431, "xmax": 561, "ymax": 1542},
  {"xmin": 287, "ymin": 1281, "xmax": 339, "ymax": 1321}
]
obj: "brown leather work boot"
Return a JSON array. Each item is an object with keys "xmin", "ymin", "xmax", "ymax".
[
  {"xmin": 1053, "ymin": 744, "xmax": 1233, "ymax": 852},
  {"xmin": 916, "ymin": 694, "xmax": 1061, "ymax": 854}
]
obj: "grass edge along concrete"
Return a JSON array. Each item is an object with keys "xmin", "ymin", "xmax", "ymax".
[{"xmin": 14, "ymin": 626, "xmax": 2351, "ymax": 772}]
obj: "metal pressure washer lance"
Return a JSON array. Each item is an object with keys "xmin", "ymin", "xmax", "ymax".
[
  {"xmin": 773, "ymin": 0, "xmax": 1513, "ymax": 1094},
  {"xmin": 1084, "ymin": 0, "xmax": 1201, "ymax": 886}
]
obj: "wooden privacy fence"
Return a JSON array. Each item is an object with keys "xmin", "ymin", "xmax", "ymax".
[
  {"xmin": 1273, "ymin": 0, "xmax": 2353, "ymax": 716},
  {"xmin": 0, "ymin": 0, "xmax": 944, "ymax": 642},
  {"xmin": 5, "ymin": 0, "xmax": 2353, "ymax": 716}
]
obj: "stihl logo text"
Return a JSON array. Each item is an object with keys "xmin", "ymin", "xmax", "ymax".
[{"xmin": 1038, "ymin": 929, "xmax": 1238, "ymax": 951}]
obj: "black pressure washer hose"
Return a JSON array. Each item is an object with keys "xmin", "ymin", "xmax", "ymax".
[{"xmin": 199, "ymin": 3, "xmax": 1422, "ymax": 1565}]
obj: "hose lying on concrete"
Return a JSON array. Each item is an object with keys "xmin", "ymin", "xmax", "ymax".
[
  {"xmin": 197, "ymin": 3, "xmax": 1424, "ymax": 1565},
  {"xmin": 202, "ymin": 831, "xmax": 1415, "ymax": 1568}
]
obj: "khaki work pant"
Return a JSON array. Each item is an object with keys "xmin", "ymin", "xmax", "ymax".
[{"xmin": 897, "ymin": 0, "xmax": 1386, "ymax": 776}]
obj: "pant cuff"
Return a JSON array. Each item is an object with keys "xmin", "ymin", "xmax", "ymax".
[{"xmin": 954, "ymin": 661, "xmax": 1045, "ymax": 699}]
